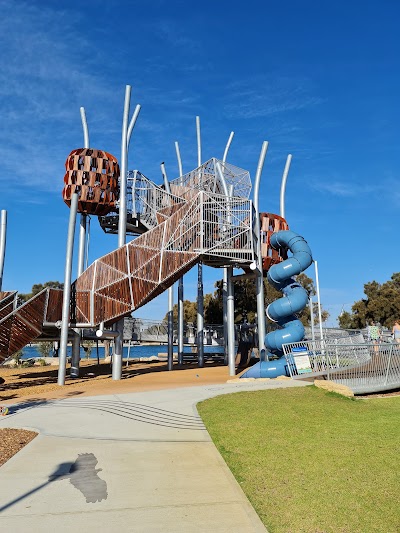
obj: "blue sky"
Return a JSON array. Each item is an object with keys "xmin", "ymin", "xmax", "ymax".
[{"xmin": 1, "ymin": 0, "xmax": 399, "ymax": 326}]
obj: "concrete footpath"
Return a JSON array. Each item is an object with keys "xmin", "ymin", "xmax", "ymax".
[{"xmin": 0, "ymin": 379, "xmax": 309, "ymax": 532}]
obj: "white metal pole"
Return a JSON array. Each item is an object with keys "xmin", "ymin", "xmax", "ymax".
[
  {"xmin": 118, "ymin": 85, "xmax": 130, "ymax": 249},
  {"xmin": 196, "ymin": 116, "xmax": 201, "ymax": 167},
  {"xmin": 72, "ymin": 107, "xmax": 91, "ymax": 378},
  {"xmin": 77, "ymin": 107, "xmax": 89, "ymax": 277},
  {"xmin": 309, "ymin": 297, "xmax": 315, "ymax": 342},
  {"xmin": 222, "ymin": 131, "xmax": 234, "ymax": 164},
  {"xmin": 127, "ymin": 104, "xmax": 141, "ymax": 148},
  {"xmin": 0, "ymin": 210, "xmax": 7, "ymax": 291},
  {"xmin": 161, "ymin": 162, "xmax": 174, "ymax": 370},
  {"xmin": 175, "ymin": 141, "xmax": 183, "ymax": 177},
  {"xmin": 195, "ymin": 116, "xmax": 204, "ymax": 366},
  {"xmin": 178, "ymin": 277, "xmax": 184, "ymax": 364},
  {"xmin": 254, "ymin": 141, "xmax": 269, "ymax": 357},
  {"xmin": 113, "ymin": 85, "xmax": 131, "ymax": 381},
  {"xmin": 58, "ymin": 193, "xmax": 79, "ymax": 385},
  {"xmin": 221, "ymin": 132, "xmax": 234, "ymax": 362},
  {"xmin": 174, "ymin": 142, "xmax": 184, "ymax": 365},
  {"xmin": 227, "ymin": 266, "xmax": 235, "ymax": 375},
  {"xmin": 314, "ymin": 260, "xmax": 324, "ymax": 341},
  {"xmin": 279, "ymin": 154, "xmax": 292, "ymax": 221}
]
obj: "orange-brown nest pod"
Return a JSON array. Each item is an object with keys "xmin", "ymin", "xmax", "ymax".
[
  {"xmin": 260, "ymin": 212, "xmax": 289, "ymax": 273},
  {"xmin": 62, "ymin": 148, "xmax": 120, "ymax": 216}
]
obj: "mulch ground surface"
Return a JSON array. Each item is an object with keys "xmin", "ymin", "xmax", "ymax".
[{"xmin": 0, "ymin": 428, "xmax": 38, "ymax": 467}]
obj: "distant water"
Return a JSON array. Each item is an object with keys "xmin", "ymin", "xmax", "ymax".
[{"xmin": 21, "ymin": 344, "xmax": 224, "ymax": 360}]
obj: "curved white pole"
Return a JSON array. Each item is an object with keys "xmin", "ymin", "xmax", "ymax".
[
  {"xmin": 222, "ymin": 131, "xmax": 234, "ymax": 164},
  {"xmin": 79, "ymin": 107, "xmax": 89, "ymax": 148},
  {"xmin": 77, "ymin": 107, "xmax": 90, "ymax": 278},
  {"xmin": 118, "ymin": 85, "xmax": 131, "ymax": 249},
  {"xmin": 127, "ymin": 104, "xmax": 141, "ymax": 148},
  {"xmin": 279, "ymin": 154, "xmax": 292, "ymax": 219}
]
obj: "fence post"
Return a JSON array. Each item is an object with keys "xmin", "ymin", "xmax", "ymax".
[{"xmin": 384, "ymin": 343, "xmax": 393, "ymax": 385}]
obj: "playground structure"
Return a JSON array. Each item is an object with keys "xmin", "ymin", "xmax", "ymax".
[{"xmin": 0, "ymin": 85, "xmax": 399, "ymax": 395}]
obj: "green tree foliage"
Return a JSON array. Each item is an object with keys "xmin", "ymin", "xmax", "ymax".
[
  {"xmin": 338, "ymin": 272, "xmax": 400, "ymax": 329},
  {"xmin": 36, "ymin": 341, "xmax": 54, "ymax": 358},
  {"xmin": 19, "ymin": 281, "xmax": 64, "ymax": 303},
  {"xmin": 165, "ymin": 272, "xmax": 329, "ymax": 326}
]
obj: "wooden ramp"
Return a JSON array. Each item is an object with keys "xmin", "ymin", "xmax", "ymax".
[{"xmin": 0, "ymin": 289, "xmax": 63, "ymax": 362}]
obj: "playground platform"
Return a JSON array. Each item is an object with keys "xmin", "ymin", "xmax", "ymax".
[{"xmin": 0, "ymin": 377, "xmax": 310, "ymax": 532}]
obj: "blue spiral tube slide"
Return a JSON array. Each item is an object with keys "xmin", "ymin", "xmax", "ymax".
[{"xmin": 240, "ymin": 230, "xmax": 313, "ymax": 378}]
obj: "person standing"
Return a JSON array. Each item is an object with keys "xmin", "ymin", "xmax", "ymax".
[
  {"xmin": 392, "ymin": 321, "xmax": 400, "ymax": 344},
  {"xmin": 367, "ymin": 321, "xmax": 381, "ymax": 352}
]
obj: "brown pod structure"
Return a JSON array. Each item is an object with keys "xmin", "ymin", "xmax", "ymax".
[
  {"xmin": 260, "ymin": 213, "xmax": 289, "ymax": 272},
  {"xmin": 62, "ymin": 148, "xmax": 120, "ymax": 216}
]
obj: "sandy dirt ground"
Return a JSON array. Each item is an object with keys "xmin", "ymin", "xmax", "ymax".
[
  {"xmin": 0, "ymin": 360, "xmax": 233, "ymax": 466},
  {"xmin": 0, "ymin": 360, "xmax": 232, "ymax": 405}
]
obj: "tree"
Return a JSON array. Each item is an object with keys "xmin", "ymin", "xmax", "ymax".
[
  {"xmin": 167, "ymin": 272, "xmax": 329, "ymax": 326},
  {"xmin": 163, "ymin": 299, "xmax": 198, "ymax": 324},
  {"xmin": 37, "ymin": 341, "xmax": 54, "ymax": 358},
  {"xmin": 338, "ymin": 272, "xmax": 400, "ymax": 329},
  {"xmin": 19, "ymin": 281, "xmax": 64, "ymax": 303}
]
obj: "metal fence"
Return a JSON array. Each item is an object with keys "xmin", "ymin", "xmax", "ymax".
[
  {"xmin": 329, "ymin": 343, "xmax": 400, "ymax": 394},
  {"xmin": 124, "ymin": 317, "xmax": 225, "ymax": 345},
  {"xmin": 282, "ymin": 335, "xmax": 369, "ymax": 378},
  {"xmin": 282, "ymin": 335, "xmax": 400, "ymax": 394}
]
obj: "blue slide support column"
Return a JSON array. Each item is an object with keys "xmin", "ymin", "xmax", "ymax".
[{"xmin": 241, "ymin": 230, "xmax": 313, "ymax": 378}]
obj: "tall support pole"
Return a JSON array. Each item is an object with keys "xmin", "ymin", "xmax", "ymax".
[
  {"xmin": 77, "ymin": 107, "xmax": 89, "ymax": 277},
  {"xmin": 178, "ymin": 277, "xmax": 184, "ymax": 365},
  {"xmin": 195, "ymin": 117, "xmax": 204, "ymax": 367},
  {"xmin": 167, "ymin": 285, "xmax": 174, "ymax": 370},
  {"xmin": 72, "ymin": 107, "xmax": 91, "ymax": 378},
  {"xmin": 222, "ymin": 132, "xmax": 234, "ymax": 363},
  {"xmin": 113, "ymin": 85, "xmax": 131, "ymax": 381},
  {"xmin": 227, "ymin": 266, "xmax": 235, "ymax": 375},
  {"xmin": 118, "ymin": 85, "xmax": 130, "ymax": 248},
  {"xmin": 70, "ymin": 331, "xmax": 81, "ymax": 377},
  {"xmin": 197, "ymin": 263, "xmax": 204, "ymax": 367},
  {"xmin": 215, "ymin": 162, "xmax": 233, "ymax": 365},
  {"xmin": 314, "ymin": 260, "xmax": 324, "ymax": 341},
  {"xmin": 175, "ymin": 141, "xmax": 185, "ymax": 365},
  {"xmin": 309, "ymin": 297, "xmax": 315, "ymax": 342},
  {"xmin": 222, "ymin": 269, "xmax": 228, "ymax": 364},
  {"xmin": 58, "ymin": 193, "xmax": 78, "ymax": 386},
  {"xmin": 0, "ymin": 210, "xmax": 7, "ymax": 291},
  {"xmin": 279, "ymin": 154, "xmax": 292, "ymax": 221},
  {"xmin": 161, "ymin": 162, "xmax": 174, "ymax": 370},
  {"xmin": 254, "ymin": 141, "xmax": 269, "ymax": 358},
  {"xmin": 196, "ymin": 116, "xmax": 201, "ymax": 167}
]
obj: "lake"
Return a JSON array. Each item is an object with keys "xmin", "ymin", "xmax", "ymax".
[{"xmin": 20, "ymin": 344, "xmax": 225, "ymax": 360}]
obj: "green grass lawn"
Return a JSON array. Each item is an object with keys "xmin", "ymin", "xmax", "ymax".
[{"xmin": 197, "ymin": 386, "xmax": 400, "ymax": 533}]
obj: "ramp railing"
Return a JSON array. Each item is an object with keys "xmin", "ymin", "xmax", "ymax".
[{"xmin": 282, "ymin": 334, "xmax": 370, "ymax": 379}]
